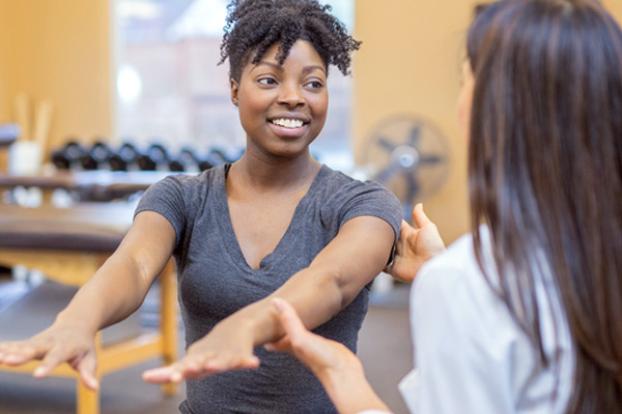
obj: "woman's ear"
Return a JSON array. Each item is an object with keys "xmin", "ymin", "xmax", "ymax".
[{"xmin": 230, "ymin": 78, "xmax": 239, "ymax": 107}]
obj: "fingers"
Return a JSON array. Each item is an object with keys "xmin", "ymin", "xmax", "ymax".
[
  {"xmin": 76, "ymin": 352, "xmax": 99, "ymax": 390},
  {"xmin": 203, "ymin": 354, "xmax": 260, "ymax": 372},
  {"xmin": 34, "ymin": 347, "xmax": 71, "ymax": 378},
  {"xmin": 264, "ymin": 336, "xmax": 291, "ymax": 353},
  {"xmin": 399, "ymin": 219, "xmax": 415, "ymax": 240},
  {"xmin": 143, "ymin": 353, "xmax": 260, "ymax": 384},
  {"xmin": 412, "ymin": 203, "xmax": 433, "ymax": 228},
  {"xmin": 0, "ymin": 342, "xmax": 42, "ymax": 366},
  {"xmin": 143, "ymin": 364, "xmax": 184, "ymax": 384},
  {"xmin": 270, "ymin": 299, "xmax": 332, "ymax": 364},
  {"xmin": 272, "ymin": 298, "xmax": 309, "ymax": 342}
]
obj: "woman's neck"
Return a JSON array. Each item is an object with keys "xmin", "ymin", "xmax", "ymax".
[{"xmin": 230, "ymin": 150, "xmax": 321, "ymax": 193}]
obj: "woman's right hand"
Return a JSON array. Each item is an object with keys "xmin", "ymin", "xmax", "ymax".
[{"xmin": 0, "ymin": 323, "xmax": 99, "ymax": 390}]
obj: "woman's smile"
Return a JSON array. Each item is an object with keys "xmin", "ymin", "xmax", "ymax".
[{"xmin": 267, "ymin": 115, "xmax": 311, "ymax": 139}]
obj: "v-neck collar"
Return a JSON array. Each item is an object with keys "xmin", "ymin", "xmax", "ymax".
[{"xmin": 215, "ymin": 163, "xmax": 328, "ymax": 273}]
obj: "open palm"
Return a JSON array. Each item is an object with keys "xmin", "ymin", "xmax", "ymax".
[{"xmin": 389, "ymin": 204, "xmax": 445, "ymax": 283}]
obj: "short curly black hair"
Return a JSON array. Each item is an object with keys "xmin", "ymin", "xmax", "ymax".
[{"xmin": 219, "ymin": 0, "xmax": 361, "ymax": 81}]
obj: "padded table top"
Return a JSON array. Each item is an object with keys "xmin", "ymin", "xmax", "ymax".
[
  {"xmin": 0, "ymin": 170, "xmax": 183, "ymax": 201},
  {"xmin": 0, "ymin": 202, "xmax": 136, "ymax": 252}
]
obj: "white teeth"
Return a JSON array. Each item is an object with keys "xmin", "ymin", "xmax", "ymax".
[{"xmin": 271, "ymin": 118, "xmax": 304, "ymax": 129}]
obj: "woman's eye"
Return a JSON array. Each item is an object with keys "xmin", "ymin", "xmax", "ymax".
[
  {"xmin": 305, "ymin": 80, "xmax": 324, "ymax": 89},
  {"xmin": 258, "ymin": 77, "xmax": 277, "ymax": 86}
]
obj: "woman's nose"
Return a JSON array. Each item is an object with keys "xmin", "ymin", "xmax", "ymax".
[{"xmin": 277, "ymin": 83, "xmax": 305, "ymax": 108}]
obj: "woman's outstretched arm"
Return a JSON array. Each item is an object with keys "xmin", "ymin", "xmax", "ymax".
[{"xmin": 0, "ymin": 211, "xmax": 175, "ymax": 389}]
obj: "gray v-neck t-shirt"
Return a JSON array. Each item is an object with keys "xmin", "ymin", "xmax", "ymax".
[{"xmin": 135, "ymin": 164, "xmax": 402, "ymax": 413}]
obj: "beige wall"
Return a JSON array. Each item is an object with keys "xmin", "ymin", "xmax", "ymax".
[
  {"xmin": 354, "ymin": 0, "xmax": 622, "ymax": 243},
  {"xmin": 0, "ymin": 0, "xmax": 113, "ymax": 154},
  {"xmin": 354, "ymin": 0, "xmax": 478, "ymax": 243},
  {"xmin": 604, "ymin": 0, "xmax": 622, "ymax": 21},
  {"xmin": 0, "ymin": 0, "xmax": 618, "ymax": 233},
  {"xmin": 0, "ymin": 2, "xmax": 10, "ymax": 123}
]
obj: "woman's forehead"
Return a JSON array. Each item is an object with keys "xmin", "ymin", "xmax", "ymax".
[{"xmin": 244, "ymin": 40, "xmax": 327, "ymax": 72}]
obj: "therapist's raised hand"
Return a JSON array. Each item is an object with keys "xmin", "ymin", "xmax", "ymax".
[
  {"xmin": 265, "ymin": 298, "xmax": 362, "ymax": 381},
  {"xmin": 266, "ymin": 298, "xmax": 391, "ymax": 413},
  {"xmin": 389, "ymin": 204, "xmax": 445, "ymax": 283},
  {"xmin": 142, "ymin": 322, "xmax": 260, "ymax": 384}
]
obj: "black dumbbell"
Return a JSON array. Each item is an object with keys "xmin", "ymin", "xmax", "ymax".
[
  {"xmin": 51, "ymin": 149, "xmax": 71, "ymax": 170},
  {"xmin": 112, "ymin": 141, "xmax": 140, "ymax": 171},
  {"xmin": 108, "ymin": 154, "xmax": 128, "ymax": 171},
  {"xmin": 90, "ymin": 141, "xmax": 113, "ymax": 165},
  {"xmin": 173, "ymin": 147, "xmax": 203, "ymax": 171},
  {"xmin": 198, "ymin": 158, "xmax": 214, "ymax": 171},
  {"xmin": 137, "ymin": 154, "xmax": 157, "ymax": 171},
  {"xmin": 52, "ymin": 140, "xmax": 87, "ymax": 170},
  {"xmin": 80, "ymin": 153, "xmax": 99, "ymax": 170},
  {"xmin": 168, "ymin": 158, "xmax": 186, "ymax": 172},
  {"xmin": 118, "ymin": 142, "xmax": 139, "ymax": 162},
  {"xmin": 147, "ymin": 143, "xmax": 170, "ymax": 164},
  {"xmin": 78, "ymin": 141, "xmax": 113, "ymax": 171}
]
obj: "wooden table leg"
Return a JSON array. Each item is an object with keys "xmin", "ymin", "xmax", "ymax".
[
  {"xmin": 0, "ymin": 150, "xmax": 8, "ymax": 174},
  {"xmin": 160, "ymin": 259, "xmax": 178, "ymax": 397},
  {"xmin": 77, "ymin": 334, "xmax": 101, "ymax": 414},
  {"xmin": 77, "ymin": 380, "xmax": 99, "ymax": 414}
]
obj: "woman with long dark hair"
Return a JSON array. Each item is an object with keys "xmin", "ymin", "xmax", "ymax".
[{"xmin": 268, "ymin": 0, "xmax": 622, "ymax": 412}]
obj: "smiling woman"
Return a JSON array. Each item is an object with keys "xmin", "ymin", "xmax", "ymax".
[
  {"xmin": 0, "ymin": 1, "xmax": 403, "ymax": 413},
  {"xmin": 116, "ymin": 0, "xmax": 356, "ymax": 162}
]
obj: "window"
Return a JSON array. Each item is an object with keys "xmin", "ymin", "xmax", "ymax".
[{"xmin": 115, "ymin": 0, "xmax": 355, "ymax": 169}]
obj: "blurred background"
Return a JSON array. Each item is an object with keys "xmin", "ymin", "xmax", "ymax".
[{"xmin": 0, "ymin": 1, "xmax": 620, "ymax": 413}]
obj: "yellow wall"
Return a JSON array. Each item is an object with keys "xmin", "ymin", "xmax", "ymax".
[
  {"xmin": 354, "ymin": 0, "xmax": 478, "ymax": 242},
  {"xmin": 0, "ymin": 2, "xmax": 10, "ymax": 122},
  {"xmin": 354, "ymin": 0, "xmax": 622, "ymax": 243},
  {"xmin": 604, "ymin": 0, "xmax": 622, "ymax": 21},
  {"xmin": 0, "ymin": 0, "xmax": 619, "ymax": 235},
  {"xmin": 0, "ymin": 0, "xmax": 113, "ymax": 154}
]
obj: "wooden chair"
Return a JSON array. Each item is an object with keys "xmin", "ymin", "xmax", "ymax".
[{"xmin": 0, "ymin": 202, "xmax": 178, "ymax": 414}]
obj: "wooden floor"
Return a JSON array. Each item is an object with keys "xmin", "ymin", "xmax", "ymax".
[{"xmin": 0, "ymin": 286, "xmax": 412, "ymax": 414}]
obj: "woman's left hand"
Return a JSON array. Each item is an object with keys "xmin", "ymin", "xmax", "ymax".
[{"xmin": 142, "ymin": 322, "xmax": 260, "ymax": 384}]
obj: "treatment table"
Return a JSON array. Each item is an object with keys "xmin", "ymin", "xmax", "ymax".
[{"xmin": 0, "ymin": 202, "xmax": 178, "ymax": 414}]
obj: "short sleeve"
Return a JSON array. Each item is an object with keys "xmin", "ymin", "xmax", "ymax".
[
  {"xmin": 134, "ymin": 175, "xmax": 188, "ymax": 247},
  {"xmin": 327, "ymin": 179, "xmax": 402, "ymax": 240}
]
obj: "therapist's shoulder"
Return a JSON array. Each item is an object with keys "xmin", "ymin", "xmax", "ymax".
[
  {"xmin": 412, "ymin": 231, "xmax": 498, "ymax": 310},
  {"xmin": 417, "ymin": 232, "xmax": 480, "ymax": 280}
]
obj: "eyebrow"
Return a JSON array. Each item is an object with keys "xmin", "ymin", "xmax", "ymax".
[{"xmin": 253, "ymin": 61, "xmax": 326, "ymax": 75}]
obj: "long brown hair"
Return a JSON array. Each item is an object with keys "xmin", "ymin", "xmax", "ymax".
[{"xmin": 467, "ymin": 0, "xmax": 622, "ymax": 412}]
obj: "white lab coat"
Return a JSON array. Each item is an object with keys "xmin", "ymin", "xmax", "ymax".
[{"xmin": 363, "ymin": 229, "xmax": 574, "ymax": 414}]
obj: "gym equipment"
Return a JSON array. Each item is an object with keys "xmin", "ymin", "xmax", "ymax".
[
  {"xmin": 52, "ymin": 141, "xmax": 87, "ymax": 170},
  {"xmin": 361, "ymin": 114, "xmax": 450, "ymax": 216}
]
